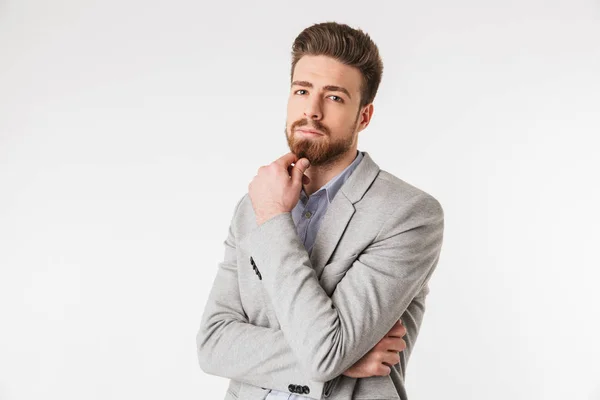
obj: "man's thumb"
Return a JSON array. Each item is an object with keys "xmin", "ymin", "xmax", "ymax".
[{"xmin": 291, "ymin": 158, "xmax": 310, "ymax": 186}]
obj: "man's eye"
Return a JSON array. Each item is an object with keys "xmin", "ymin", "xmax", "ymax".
[
  {"xmin": 295, "ymin": 89, "xmax": 307, "ymax": 95},
  {"xmin": 329, "ymin": 95, "xmax": 343, "ymax": 102}
]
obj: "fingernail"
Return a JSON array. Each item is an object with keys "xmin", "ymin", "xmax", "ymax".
[{"xmin": 302, "ymin": 159, "xmax": 310, "ymax": 167}]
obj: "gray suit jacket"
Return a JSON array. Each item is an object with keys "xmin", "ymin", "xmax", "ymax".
[{"xmin": 196, "ymin": 152, "xmax": 444, "ymax": 400}]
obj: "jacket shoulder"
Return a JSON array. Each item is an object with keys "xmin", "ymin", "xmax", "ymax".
[{"xmin": 368, "ymin": 169, "xmax": 444, "ymax": 218}]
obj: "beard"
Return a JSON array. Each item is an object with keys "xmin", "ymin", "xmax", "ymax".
[{"xmin": 285, "ymin": 116, "xmax": 359, "ymax": 167}]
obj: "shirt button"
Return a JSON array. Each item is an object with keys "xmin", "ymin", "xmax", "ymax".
[{"xmin": 304, "ymin": 211, "xmax": 312, "ymax": 219}]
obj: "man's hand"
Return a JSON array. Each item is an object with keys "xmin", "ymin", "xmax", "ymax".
[
  {"xmin": 248, "ymin": 152, "xmax": 310, "ymax": 226},
  {"xmin": 342, "ymin": 319, "xmax": 407, "ymax": 378}
]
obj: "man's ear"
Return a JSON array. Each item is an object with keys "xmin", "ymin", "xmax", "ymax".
[{"xmin": 357, "ymin": 103, "xmax": 374, "ymax": 133}]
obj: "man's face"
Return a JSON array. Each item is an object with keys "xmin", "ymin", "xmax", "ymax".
[{"xmin": 285, "ymin": 55, "xmax": 365, "ymax": 167}]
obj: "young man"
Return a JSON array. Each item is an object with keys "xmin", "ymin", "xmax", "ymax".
[{"xmin": 196, "ymin": 22, "xmax": 444, "ymax": 400}]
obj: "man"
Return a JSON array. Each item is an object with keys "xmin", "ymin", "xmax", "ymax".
[{"xmin": 196, "ymin": 21, "xmax": 444, "ymax": 400}]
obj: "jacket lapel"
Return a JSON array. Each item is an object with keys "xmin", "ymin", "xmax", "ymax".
[{"xmin": 309, "ymin": 151, "xmax": 380, "ymax": 278}]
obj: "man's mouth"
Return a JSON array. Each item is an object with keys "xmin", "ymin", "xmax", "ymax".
[{"xmin": 296, "ymin": 129, "xmax": 324, "ymax": 136}]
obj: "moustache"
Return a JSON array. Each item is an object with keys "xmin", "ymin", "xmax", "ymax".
[{"xmin": 292, "ymin": 120, "xmax": 328, "ymax": 135}]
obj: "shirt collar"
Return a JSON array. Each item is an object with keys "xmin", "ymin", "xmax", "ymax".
[{"xmin": 299, "ymin": 150, "xmax": 364, "ymax": 204}]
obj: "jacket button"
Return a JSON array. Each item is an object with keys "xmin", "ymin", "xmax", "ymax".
[
  {"xmin": 257, "ymin": 271, "xmax": 262, "ymax": 280},
  {"xmin": 250, "ymin": 257, "xmax": 255, "ymax": 266},
  {"xmin": 288, "ymin": 384, "xmax": 295, "ymax": 392},
  {"xmin": 302, "ymin": 385, "xmax": 310, "ymax": 394}
]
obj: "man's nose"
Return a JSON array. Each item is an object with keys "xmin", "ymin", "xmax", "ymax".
[{"xmin": 304, "ymin": 98, "xmax": 323, "ymax": 120}]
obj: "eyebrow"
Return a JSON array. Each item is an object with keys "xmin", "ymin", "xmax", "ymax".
[{"xmin": 291, "ymin": 80, "xmax": 352, "ymax": 99}]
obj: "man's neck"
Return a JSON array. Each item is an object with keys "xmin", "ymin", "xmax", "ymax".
[{"xmin": 302, "ymin": 149, "xmax": 358, "ymax": 197}]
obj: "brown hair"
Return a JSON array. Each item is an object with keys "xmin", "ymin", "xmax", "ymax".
[{"xmin": 290, "ymin": 22, "xmax": 383, "ymax": 109}]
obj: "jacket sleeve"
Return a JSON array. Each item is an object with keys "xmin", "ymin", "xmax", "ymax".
[
  {"xmin": 195, "ymin": 196, "xmax": 329, "ymax": 400},
  {"xmin": 239, "ymin": 193, "xmax": 444, "ymax": 382}
]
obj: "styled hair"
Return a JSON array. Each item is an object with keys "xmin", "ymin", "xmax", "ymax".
[{"xmin": 290, "ymin": 22, "xmax": 383, "ymax": 109}]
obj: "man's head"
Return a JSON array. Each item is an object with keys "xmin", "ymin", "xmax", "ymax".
[{"xmin": 285, "ymin": 22, "xmax": 383, "ymax": 167}]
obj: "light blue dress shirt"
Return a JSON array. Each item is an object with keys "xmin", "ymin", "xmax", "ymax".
[{"xmin": 265, "ymin": 150, "xmax": 364, "ymax": 400}]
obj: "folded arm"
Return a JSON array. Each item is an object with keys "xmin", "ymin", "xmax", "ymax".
[{"xmin": 241, "ymin": 193, "xmax": 444, "ymax": 382}]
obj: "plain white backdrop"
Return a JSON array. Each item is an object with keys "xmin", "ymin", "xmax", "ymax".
[{"xmin": 1, "ymin": 0, "xmax": 599, "ymax": 399}]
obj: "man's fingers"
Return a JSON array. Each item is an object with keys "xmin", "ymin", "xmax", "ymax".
[
  {"xmin": 381, "ymin": 351, "xmax": 401, "ymax": 367},
  {"xmin": 287, "ymin": 163, "xmax": 311, "ymax": 185},
  {"xmin": 274, "ymin": 152, "xmax": 298, "ymax": 168},
  {"xmin": 290, "ymin": 158, "xmax": 310, "ymax": 187},
  {"xmin": 387, "ymin": 328, "xmax": 407, "ymax": 338},
  {"xmin": 387, "ymin": 320, "xmax": 407, "ymax": 338},
  {"xmin": 379, "ymin": 337, "xmax": 406, "ymax": 352},
  {"xmin": 376, "ymin": 364, "xmax": 392, "ymax": 376}
]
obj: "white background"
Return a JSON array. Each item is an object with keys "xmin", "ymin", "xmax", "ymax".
[{"xmin": 1, "ymin": 0, "xmax": 599, "ymax": 399}]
